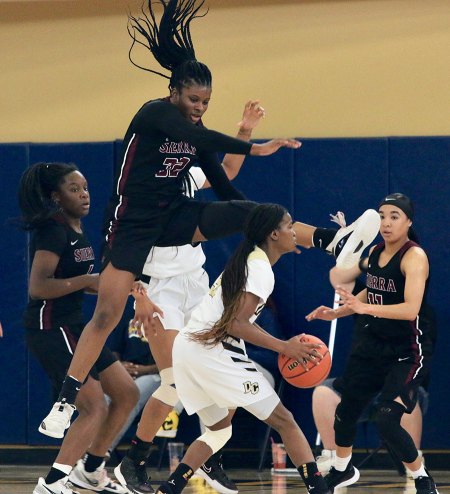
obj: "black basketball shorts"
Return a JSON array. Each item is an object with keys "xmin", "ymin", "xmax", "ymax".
[
  {"xmin": 102, "ymin": 195, "xmax": 257, "ymax": 276},
  {"xmin": 26, "ymin": 325, "xmax": 117, "ymax": 399}
]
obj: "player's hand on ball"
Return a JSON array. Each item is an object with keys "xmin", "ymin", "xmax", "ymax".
[{"xmin": 282, "ymin": 335, "xmax": 323, "ymax": 370}]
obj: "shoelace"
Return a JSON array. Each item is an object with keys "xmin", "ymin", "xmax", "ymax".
[{"xmin": 329, "ymin": 211, "xmax": 346, "ymax": 228}]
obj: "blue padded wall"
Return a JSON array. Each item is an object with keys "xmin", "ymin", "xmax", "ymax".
[
  {"xmin": 388, "ymin": 137, "xmax": 450, "ymax": 448},
  {"xmin": 286, "ymin": 138, "xmax": 390, "ymax": 446},
  {"xmin": 0, "ymin": 145, "xmax": 30, "ymax": 442},
  {"xmin": 1, "ymin": 136, "xmax": 449, "ymax": 450}
]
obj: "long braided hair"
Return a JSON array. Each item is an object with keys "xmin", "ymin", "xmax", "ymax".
[
  {"xmin": 18, "ymin": 162, "xmax": 79, "ymax": 230},
  {"xmin": 128, "ymin": 0, "xmax": 212, "ymax": 91},
  {"xmin": 192, "ymin": 203, "xmax": 287, "ymax": 346}
]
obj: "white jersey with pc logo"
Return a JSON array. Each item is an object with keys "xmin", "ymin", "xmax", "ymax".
[
  {"xmin": 174, "ymin": 246, "xmax": 277, "ymax": 414},
  {"xmin": 184, "ymin": 246, "xmax": 275, "ymax": 339},
  {"xmin": 141, "ymin": 167, "xmax": 207, "ymax": 279}
]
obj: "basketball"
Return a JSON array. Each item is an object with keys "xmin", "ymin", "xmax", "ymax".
[{"xmin": 278, "ymin": 334, "xmax": 331, "ymax": 388}]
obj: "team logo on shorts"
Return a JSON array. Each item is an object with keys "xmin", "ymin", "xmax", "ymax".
[{"xmin": 243, "ymin": 381, "xmax": 259, "ymax": 395}]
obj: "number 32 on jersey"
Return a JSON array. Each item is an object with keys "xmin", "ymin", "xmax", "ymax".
[{"xmin": 155, "ymin": 157, "xmax": 191, "ymax": 177}]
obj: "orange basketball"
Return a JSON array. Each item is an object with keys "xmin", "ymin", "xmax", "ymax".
[{"xmin": 278, "ymin": 334, "xmax": 331, "ymax": 388}]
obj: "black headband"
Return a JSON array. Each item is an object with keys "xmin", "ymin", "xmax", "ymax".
[{"xmin": 379, "ymin": 193, "xmax": 414, "ymax": 220}]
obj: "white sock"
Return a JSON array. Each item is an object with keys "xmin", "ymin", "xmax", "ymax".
[
  {"xmin": 410, "ymin": 464, "xmax": 427, "ymax": 479},
  {"xmin": 334, "ymin": 454, "xmax": 351, "ymax": 472},
  {"xmin": 52, "ymin": 463, "xmax": 72, "ymax": 476}
]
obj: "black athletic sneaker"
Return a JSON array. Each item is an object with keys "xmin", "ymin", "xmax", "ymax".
[
  {"xmin": 195, "ymin": 453, "xmax": 238, "ymax": 494},
  {"xmin": 114, "ymin": 456, "xmax": 155, "ymax": 494},
  {"xmin": 415, "ymin": 471, "xmax": 440, "ymax": 494},
  {"xmin": 325, "ymin": 464, "xmax": 360, "ymax": 491}
]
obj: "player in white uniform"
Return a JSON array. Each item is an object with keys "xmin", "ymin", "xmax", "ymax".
[
  {"xmin": 141, "ymin": 166, "xmax": 209, "ymax": 338},
  {"xmin": 154, "ymin": 203, "xmax": 332, "ymax": 494}
]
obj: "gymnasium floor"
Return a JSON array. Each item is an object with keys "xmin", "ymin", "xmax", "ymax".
[{"xmin": 2, "ymin": 466, "xmax": 449, "ymax": 494}]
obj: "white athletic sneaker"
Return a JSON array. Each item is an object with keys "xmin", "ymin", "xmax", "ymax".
[
  {"xmin": 39, "ymin": 401, "xmax": 76, "ymax": 439},
  {"xmin": 316, "ymin": 449, "xmax": 336, "ymax": 474},
  {"xmin": 33, "ymin": 477, "xmax": 79, "ymax": 494},
  {"xmin": 69, "ymin": 459, "xmax": 130, "ymax": 493},
  {"xmin": 327, "ymin": 209, "xmax": 381, "ymax": 269}
]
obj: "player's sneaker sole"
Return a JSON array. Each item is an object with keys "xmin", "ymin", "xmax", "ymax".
[
  {"xmin": 332, "ymin": 209, "xmax": 380, "ymax": 269},
  {"xmin": 68, "ymin": 460, "xmax": 129, "ymax": 493}
]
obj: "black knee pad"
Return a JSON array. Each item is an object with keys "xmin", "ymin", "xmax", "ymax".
[
  {"xmin": 334, "ymin": 400, "xmax": 361, "ymax": 447},
  {"xmin": 375, "ymin": 401, "xmax": 418, "ymax": 463},
  {"xmin": 198, "ymin": 200, "xmax": 258, "ymax": 240},
  {"xmin": 375, "ymin": 401, "xmax": 404, "ymax": 438}
]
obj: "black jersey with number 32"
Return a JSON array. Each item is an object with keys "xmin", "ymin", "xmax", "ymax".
[
  {"xmin": 114, "ymin": 98, "xmax": 251, "ymax": 206},
  {"xmin": 23, "ymin": 215, "xmax": 95, "ymax": 330}
]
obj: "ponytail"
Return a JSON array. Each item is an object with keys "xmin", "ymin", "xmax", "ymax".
[{"xmin": 192, "ymin": 203, "xmax": 287, "ymax": 346}]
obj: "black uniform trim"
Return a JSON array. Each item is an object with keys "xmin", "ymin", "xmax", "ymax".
[{"xmin": 222, "ymin": 341, "xmax": 245, "ymax": 355}]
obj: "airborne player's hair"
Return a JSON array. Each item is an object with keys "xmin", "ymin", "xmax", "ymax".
[{"xmin": 128, "ymin": 0, "xmax": 212, "ymax": 91}]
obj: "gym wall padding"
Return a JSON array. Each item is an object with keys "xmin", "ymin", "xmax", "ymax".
[
  {"xmin": 0, "ymin": 145, "xmax": 30, "ymax": 443},
  {"xmin": 0, "ymin": 137, "xmax": 449, "ymax": 450}
]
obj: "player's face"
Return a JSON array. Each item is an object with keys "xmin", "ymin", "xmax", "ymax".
[
  {"xmin": 171, "ymin": 84, "xmax": 212, "ymax": 124},
  {"xmin": 275, "ymin": 213, "xmax": 297, "ymax": 253},
  {"xmin": 378, "ymin": 205, "xmax": 411, "ymax": 243},
  {"xmin": 53, "ymin": 171, "xmax": 90, "ymax": 219}
]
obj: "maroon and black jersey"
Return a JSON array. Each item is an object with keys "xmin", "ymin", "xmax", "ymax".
[
  {"xmin": 112, "ymin": 98, "xmax": 252, "ymax": 207},
  {"xmin": 23, "ymin": 215, "xmax": 95, "ymax": 330},
  {"xmin": 360, "ymin": 240, "xmax": 434, "ymax": 353}
]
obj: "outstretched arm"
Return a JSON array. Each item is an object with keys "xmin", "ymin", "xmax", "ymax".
[
  {"xmin": 138, "ymin": 99, "xmax": 300, "ymax": 156},
  {"xmin": 222, "ymin": 101, "xmax": 265, "ymax": 177},
  {"xmin": 202, "ymin": 100, "xmax": 265, "ymax": 188}
]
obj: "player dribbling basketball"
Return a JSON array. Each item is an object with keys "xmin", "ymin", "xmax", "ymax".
[{"xmin": 152, "ymin": 203, "xmax": 332, "ymax": 494}]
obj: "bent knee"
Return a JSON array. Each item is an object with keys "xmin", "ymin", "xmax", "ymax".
[
  {"xmin": 76, "ymin": 392, "xmax": 109, "ymax": 419},
  {"xmin": 111, "ymin": 380, "xmax": 140, "ymax": 408},
  {"xmin": 91, "ymin": 307, "xmax": 122, "ymax": 332},
  {"xmin": 266, "ymin": 404, "xmax": 294, "ymax": 430}
]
